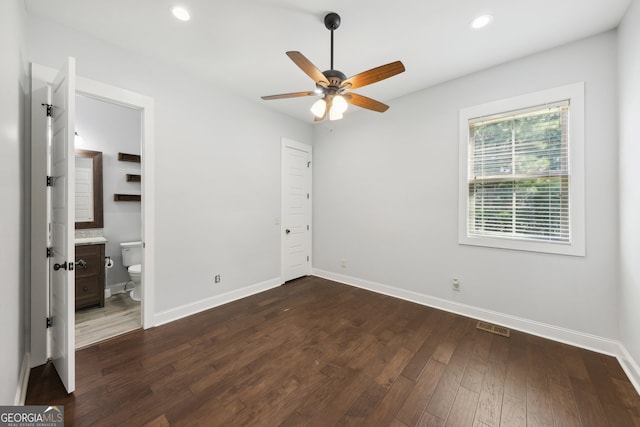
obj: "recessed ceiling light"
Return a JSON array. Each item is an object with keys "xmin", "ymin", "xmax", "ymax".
[
  {"xmin": 471, "ymin": 14, "xmax": 493, "ymax": 30},
  {"xmin": 172, "ymin": 6, "xmax": 190, "ymax": 22}
]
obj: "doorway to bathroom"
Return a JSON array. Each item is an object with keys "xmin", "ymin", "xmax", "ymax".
[
  {"xmin": 73, "ymin": 93, "xmax": 143, "ymax": 349},
  {"xmin": 30, "ymin": 59, "xmax": 156, "ymax": 393}
]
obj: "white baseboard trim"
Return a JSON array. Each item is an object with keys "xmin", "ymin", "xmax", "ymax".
[
  {"xmin": 153, "ymin": 277, "xmax": 283, "ymax": 327},
  {"xmin": 106, "ymin": 281, "xmax": 129, "ymax": 296},
  {"xmin": 15, "ymin": 352, "xmax": 30, "ymax": 406},
  {"xmin": 618, "ymin": 345, "xmax": 640, "ymax": 396},
  {"xmin": 312, "ymin": 268, "xmax": 640, "ymax": 394}
]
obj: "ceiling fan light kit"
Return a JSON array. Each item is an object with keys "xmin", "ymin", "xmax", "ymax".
[
  {"xmin": 261, "ymin": 12, "xmax": 405, "ymax": 122},
  {"xmin": 310, "ymin": 98, "xmax": 327, "ymax": 117}
]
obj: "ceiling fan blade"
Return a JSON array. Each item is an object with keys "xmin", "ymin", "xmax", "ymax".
[
  {"xmin": 261, "ymin": 91, "xmax": 316, "ymax": 100},
  {"xmin": 342, "ymin": 61, "xmax": 405, "ymax": 90},
  {"xmin": 286, "ymin": 51, "xmax": 329, "ymax": 87},
  {"xmin": 346, "ymin": 93, "xmax": 390, "ymax": 112}
]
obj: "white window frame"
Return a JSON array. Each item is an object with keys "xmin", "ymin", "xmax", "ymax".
[{"xmin": 458, "ymin": 83, "xmax": 585, "ymax": 256}]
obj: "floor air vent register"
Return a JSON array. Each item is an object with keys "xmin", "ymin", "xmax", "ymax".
[{"xmin": 476, "ymin": 321, "xmax": 511, "ymax": 337}]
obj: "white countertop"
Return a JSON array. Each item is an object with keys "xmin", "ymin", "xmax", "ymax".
[{"xmin": 75, "ymin": 236, "xmax": 108, "ymax": 245}]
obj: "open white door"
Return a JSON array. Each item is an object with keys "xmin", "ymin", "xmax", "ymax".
[
  {"xmin": 49, "ymin": 57, "xmax": 76, "ymax": 393},
  {"xmin": 281, "ymin": 138, "xmax": 312, "ymax": 282}
]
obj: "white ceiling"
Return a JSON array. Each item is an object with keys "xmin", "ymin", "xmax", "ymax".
[{"xmin": 25, "ymin": 0, "xmax": 631, "ymax": 123}]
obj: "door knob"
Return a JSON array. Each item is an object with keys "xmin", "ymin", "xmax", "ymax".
[
  {"xmin": 75, "ymin": 259, "xmax": 88, "ymax": 269},
  {"xmin": 285, "ymin": 229, "xmax": 291, "ymax": 234},
  {"xmin": 53, "ymin": 261, "xmax": 67, "ymax": 271}
]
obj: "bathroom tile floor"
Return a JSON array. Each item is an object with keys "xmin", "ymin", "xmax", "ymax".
[{"xmin": 75, "ymin": 292, "xmax": 141, "ymax": 349}]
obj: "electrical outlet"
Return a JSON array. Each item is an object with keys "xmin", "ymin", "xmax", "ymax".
[
  {"xmin": 452, "ymin": 278, "xmax": 460, "ymax": 291},
  {"xmin": 214, "ymin": 274, "xmax": 221, "ymax": 283}
]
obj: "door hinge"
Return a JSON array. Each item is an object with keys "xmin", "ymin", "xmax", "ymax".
[
  {"xmin": 46, "ymin": 176, "xmax": 53, "ymax": 187},
  {"xmin": 307, "ymin": 193, "xmax": 309, "ymax": 199},
  {"xmin": 307, "ymin": 256, "xmax": 310, "ymax": 262},
  {"xmin": 307, "ymin": 225, "xmax": 309, "ymax": 231},
  {"xmin": 42, "ymin": 103, "xmax": 53, "ymax": 117},
  {"xmin": 46, "ymin": 317, "xmax": 52, "ymax": 328},
  {"xmin": 46, "ymin": 247, "xmax": 53, "ymax": 258}
]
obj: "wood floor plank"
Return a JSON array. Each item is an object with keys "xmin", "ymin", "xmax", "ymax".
[
  {"xmin": 337, "ymin": 382, "xmax": 388, "ymax": 426},
  {"xmin": 461, "ymin": 357, "xmax": 488, "ymax": 394},
  {"xmin": 426, "ymin": 332, "xmax": 473, "ymax": 420},
  {"xmin": 570, "ymin": 376, "xmax": 610, "ymax": 427},
  {"xmin": 612, "ymin": 377, "xmax": 640, "ymax": 412},
  {"xmin": 390, "ymin": 420, "xmax": 411, "ymax": 427},
  {"xmin": 397, "ymin": 358, "xmax": 447, "ymax": 425},
  {"xmin": 375, "ymin": 346, "xmax": 414, "ymax": 389},
  {"xmin": 470, "ymin": 328, "xmax": 493, "ymax": 362},
  {"xmin": 401, "ymin": 311, "xmax": 456, "ymax": 381},
  {"xmin": 502, "ymin": 346, "xmax": 527, "ymax": 400},
  {"xmin": 363, "ymin": 375, "xmax": 415, "ymax": 426},
  {"xmin": 581, "ymin": 350, "xmax": 638, "ymax": 426},
  {"xmin": 444, "ymin": 386, "xmax": 479, "ymax": 426},
  {"xmin": 526, "ymin": 383, "xmax": 553, "ymax": 427},
  {"xmin": 24, "ymin": 277, "xmax": 640, "ymax": 427},
  {"xmin": 473, "ymin": 359, "xmax": 506, "ymax": 426},
  {"xmin": 432, "ymin": 316, "xmax": 469, "ymax": 365},
  {"xmin": 549, "ymin": 381, "xmax": 581, "ymax": 427},
  {"xmin": 499, "ymin": 393, "xmax": 526, "ymax": 427},
  {"xmin": 416, "ymin": 411, "xmax": 446, "ymax": 427},
  {"xmin": 141, "ymin": 414, "xmax": 170, "ymax": 427}
]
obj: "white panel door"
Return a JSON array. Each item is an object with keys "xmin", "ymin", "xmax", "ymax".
[
  {"xmin": 282, "ymin": 139, "xmax": 311, "ymax": 282},
  {"xmin": 50, "ymin": 57, "xmax": 76, "ymax": 393}
]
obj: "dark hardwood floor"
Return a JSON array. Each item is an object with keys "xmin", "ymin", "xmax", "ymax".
[{"xmin": 26, "ymin": 276, "xmax": 640, "ymax": 426}]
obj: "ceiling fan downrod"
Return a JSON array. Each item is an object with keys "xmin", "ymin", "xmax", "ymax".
[{"xmin": 324, "ymin": 13, "xmax": 341, "ymax": 71}]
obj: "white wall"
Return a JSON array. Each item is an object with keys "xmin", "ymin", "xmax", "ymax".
[
  {"xmin": 0, "ymin": 0, "xmax": 27, "ymax": 405},
  {"xmin": 75, "ymin": 94, "xmax": 142, "ymax": 287},
  {"xmin": 619, "ymin": 0, "xmax": 640, "ymax": 378},
  {"xmin": 313, "ymin": 31, "xmax": 620, "ymax": 340},
  {"xmin": 27, "ymin": 16, "xmax": 312, "ymax": 316}
]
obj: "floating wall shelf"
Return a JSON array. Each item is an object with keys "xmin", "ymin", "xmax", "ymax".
[
  {"xmin": 114, "ymin": 194, "xmax": 141, "ymax": 202},
  {"xmin": 118, "ymin": 152, "xmax": 141, "ymax": 163}
]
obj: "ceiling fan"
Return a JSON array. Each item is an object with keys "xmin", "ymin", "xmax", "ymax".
[{"xmin": 261, "ymin": 12, "xmax": 405, "ymax": 121}]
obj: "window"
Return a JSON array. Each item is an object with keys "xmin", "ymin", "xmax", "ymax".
[{"xmin": 458, "ymin": 83, "xmax": 585, "ymax": 256}]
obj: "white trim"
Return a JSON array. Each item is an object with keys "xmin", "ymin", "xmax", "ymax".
[
  {"xmin": 32, "ymin": 62, "xmax": 156, "ymax": 329},
  {"xmin": 312, "ymin": 268, "xmax": 640, "ymax": 395},
  {"xmin": 458, "ymin": 82, "xmax": 585, "ymax": 256},
  {"xmin": 106, "ymin": 281, "xmax": 130, "ymax": 296},
  {"xmin": 14, "ymin": 352, "xmax": 30, "ymax": 405},
  {"xmin": 619, "ymin": 345, "xmax": 640, "ymax": 396},
  {"xmin": 280, "ymin": 138, "xmax": 313, "ymax": 281},
  {"xmin": 153, "ymin": 278, "xmax": 282, "ymax": 326}
]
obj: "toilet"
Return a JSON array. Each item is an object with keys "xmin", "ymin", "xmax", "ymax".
[{"xmin": 120, "ymin": 241, "xmax": 142, "ymax": 301}]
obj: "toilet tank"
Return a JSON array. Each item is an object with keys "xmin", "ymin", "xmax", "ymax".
[{"xmin": 120, "ymin": 241, "xmax": 142, "ymax": 267}]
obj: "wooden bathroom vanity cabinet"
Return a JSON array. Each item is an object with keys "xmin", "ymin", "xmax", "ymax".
[{"xmin": 75, "ymin": 242, "xmax": 105, "ymax": 310}]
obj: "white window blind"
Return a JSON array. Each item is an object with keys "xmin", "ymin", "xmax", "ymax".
[{"xmin": 467, "ymin": 101, "xmax": 570, "ymax": 243}]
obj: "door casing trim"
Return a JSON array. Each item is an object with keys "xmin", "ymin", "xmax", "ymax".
[{"xmin": 30, "ymin": 62, "xmax": 155, "ymax": 366}]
